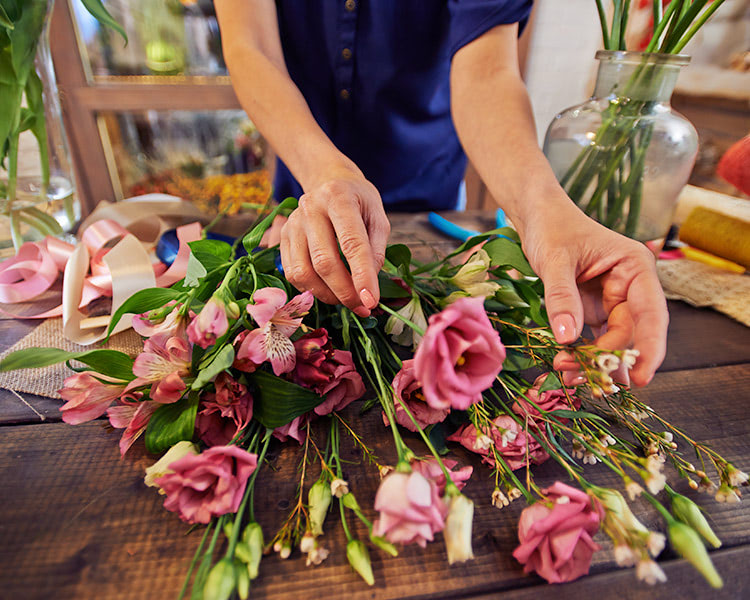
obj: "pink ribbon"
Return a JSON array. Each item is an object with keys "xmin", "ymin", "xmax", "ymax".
[{"xmin": 0, "ymin": 218, "xmax": 201, "ymax": 321}]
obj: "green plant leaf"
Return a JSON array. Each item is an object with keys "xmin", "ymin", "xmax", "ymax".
[
  {"xmin": 547, "ymin": 409, "xmax": 608, "ymax": 424},
  {"xmin": 378, "ymin": 272, "xmax": 410, "ymax": 299},
  {"xmin": 184, "ymin": 252, "xmax": 208, "ymax": 287},
  {"xmin": 482, "ymin": 237, "xmax": 535, "ymax": 276},
  {"xmin": 538, "ymin": 372, "xmax": 562, "ymax": 392},
  {"xmin": 249, "ymin": 370, "xmax": 325, "ymax": 428},
  {"xmin": 0, "ymin": 347, "xmax": 134, "ymax": 380},
  {"xmin": 80, "ymin": 0, "xmax": 127, "ymax": 43},
  {"xmin": 501, "ymin": 349, "xmax": 535, "ymax": 372},
  {"xmin": 144, "ymin": 392, "xmax": 199, "ymax": 454},
  {"xmin": 256, "ymin": 273, "xmax": 287, "ymax": 291},
  {"xmin": 106, "ymin": 287, "xmax": 184, "ymax": 338},
  {"xmin": 243, "ymin": 197, "xmax": 298, "ymax": 253},
  {"xmin": 192, "ymin": 344, "xmax": 235, "ymax": 390},
  {"xmin": 385, "ymin": 244, "xmax": 411, "ymax": 269},
  {"xmin": 188, "ymin": 239, "xmax": 232, "ymax": 270},
  {"xmin": 0, "ymin": 4, "xmax": 13, "ymax": 29}
]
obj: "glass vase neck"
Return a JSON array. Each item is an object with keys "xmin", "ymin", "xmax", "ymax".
[{"xmin": 593, "ymin": 51, "xmax": 690, "ymax": 103}]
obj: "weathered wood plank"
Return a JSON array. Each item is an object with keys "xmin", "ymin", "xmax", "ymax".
[{"xmin": 1, "ymin": 364, "xmax": 747, "ymax": 599}]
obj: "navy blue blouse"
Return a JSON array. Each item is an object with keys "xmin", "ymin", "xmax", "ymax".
[{"xmin": 273, "ymin": 0, "xmax": 533, "ymax": 211}]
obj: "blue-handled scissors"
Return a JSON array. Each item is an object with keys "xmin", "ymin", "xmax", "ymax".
[{"xmin": 428, "ymin": 208, "xmax": 507, "ymax": 242}]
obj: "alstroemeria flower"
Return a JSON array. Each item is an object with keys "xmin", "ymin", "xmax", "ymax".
[
  {"xmin": 126, "ymin": 333, "xmax": 191, "ymax": 403},
  {"xmin": 413, "ymin": 296, "xmax": 506, "ymax": 410},
  {"xmin": 132, "ymin": 301, "xmax": 190, "ymax": 339},
  {"xmin": 384, "ymin": 296, "xmax": 427, "ymax": 350},
  {"xmin": 58, "ymin": 372, "xmax": 127, "ymax": 425},
  {"xmin": 187, "ymin": 298, "xmax": 230, "ymax": 349},
  {"xmin": 237, "ymin": 288, "xmax": 314, "ymax": 375},
  {"xmin": 107, "ymin": 394, "xmax": 157, "ymax": 456}
]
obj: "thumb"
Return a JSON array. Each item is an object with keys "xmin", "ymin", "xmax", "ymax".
[{"xmin": 541, "ymin": 261, "xmax": 584, "ymax": 345}]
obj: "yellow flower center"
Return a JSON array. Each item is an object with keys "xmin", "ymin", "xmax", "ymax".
[{"xmin": 456, "ymin": 355, "xmax": 466, "ymax": 367}]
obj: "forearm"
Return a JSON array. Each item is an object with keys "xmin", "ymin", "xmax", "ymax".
[
  {"xmin": 450, "ymin": 25, "xmax": 577, "ymax": 235},
  {"xmin": 215, "ymin": 0, "xmax": 360, "ymax": 191}
]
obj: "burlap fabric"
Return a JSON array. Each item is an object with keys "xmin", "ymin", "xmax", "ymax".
[{"xmin": 0, "ymin": 318, "xmax": 143, "ymax": 398}]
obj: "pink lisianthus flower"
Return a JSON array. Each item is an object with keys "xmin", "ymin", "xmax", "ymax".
[
  {"xmin": 187, "ymin": 298, "xmax": 230, "ymax": 349},
  {"xmin": 156, "ymin": 445, "xmax": 258, "ymax": 524},
  {"xmin": 132, "ymin": 301, "xmax": 191, "ymax": 339},
  {"xmin": 292, "ymin": 329, "xmax": 365, "ymax": 416},
  {"xmin": 384, "ymin": 359, "xmax": 449, "ymax": 432},
  {"xmin": 411, "ymin": 458, "xmax": 473, "ymax": 494},
  {"xmin": 413, "ymin": 296, "xmax": 505, "ymax": 411},
  {"xmin": 237, "ymin": 287, "xmax": 314, "ymax": 375},
  {"xmin": 512, "ymin": 482, "xmax": 603, "ymax": 584},
  {"xmin": 58, "ymin": 372, "xmax": 127, "ymax": 425},
  {"xmin": 447, "ymin": 416, "xmax": 549, "ymax": 471},
  {"xmin": 195, "ymin": 373, "xmax": 253, "ymax": 447},
  {"xmin": 372, "ymin": 469, "xmax": 448, "ymax": 547},
  {"xmin": 106, "ymin": 393, "xmax": 158, "ymax": 455},
  {"xmin": 126, "ymin": 333, "xmax": 191, "ymax": 403},
  {"xmin": 513, "ymin": 374, "xmax": 580, "ymax": 424}
]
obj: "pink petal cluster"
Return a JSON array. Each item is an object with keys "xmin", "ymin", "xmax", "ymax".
[
  {"xmin": 292, "ymin": 328, "xmax": 365, "ymax": 415},
  {"xmin": 58, "ymin": 373, "xmax": 127, "ymax": 425},
  {"xmin": 386, "ymin": 359, "xmax": 449, "ymax": 432},
  {"xmin": 272, "ymin": 415, "xmax": 308, "ymax": 444},
  {"xmin": 513, "ymin": 374, "xmax": 580, "ymax": 423},
  {"xmin": 237, "ymin": 287, "xmax": 314, "ymax": 375},
  {"xmin": 512, "ymin": 482, "xmax": 603, "ymax": 583},
  {"xmin": 107, "ymin": 394, "xmax": 158, "ymax": 455},
  {"xmin": 447, "ymin": 416, "xmax": 549, "ymax": 471},
  {"xmin": 411, "ymin": 458, "xmax": 473, "ymax": 495},
  {"xmin": 187, "ymin": 299, "xmax": 229, "ymax": 349},
  {"xmin": 126, "ymin": 333, "xmax": 191, "ymax": 403},
  {"xmin": 132, "ymin": 302, "xmax": 190, "ymax": 338},
  {"xmin": 156, "ymin": 445, "xmax": 258, "ymax": 524},
  {"xmin": 195, "ymin": 373, "xmax": 254, "ymax": 447},
  {"xmin": 413, "ymin": 296, "xmax": 505, "ymax": 411}
]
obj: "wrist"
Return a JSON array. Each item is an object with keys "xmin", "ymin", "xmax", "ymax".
[{"xmin": 297, "ymin": 151, "xmax": 364, "ymax": 193}]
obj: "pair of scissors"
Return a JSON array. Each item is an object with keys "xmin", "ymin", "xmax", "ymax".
[{"xmin": 428, "ymin": 208, "xmax": 507, "ymax": 242}]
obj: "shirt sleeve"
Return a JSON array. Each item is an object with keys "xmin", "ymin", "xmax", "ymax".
[{"xmin": 448, "ymin": 0, "xmax": 534, "ymax": 58}]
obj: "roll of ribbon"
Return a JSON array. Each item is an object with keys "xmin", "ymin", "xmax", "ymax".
[{"xmin": 679, "ymin": 206, "xmax": 750, "ymax": 270}]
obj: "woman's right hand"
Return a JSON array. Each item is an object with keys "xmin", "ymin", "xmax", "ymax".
[{"xmin": 279, "ymin": 170, "xmax": 390, "ymax": 318}]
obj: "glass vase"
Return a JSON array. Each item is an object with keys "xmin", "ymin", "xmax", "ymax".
[
  {"xmin": 543, "ymin": 51, "xmax": 698, "ymax": 243},
  {"xmin": 0, "ymin": 0, "xmax": 79, "ymax": 258}
]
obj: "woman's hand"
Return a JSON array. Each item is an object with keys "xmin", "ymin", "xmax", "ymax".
[
  {"xmin": 521, "ymin": 202, "xmax": 669, "ymax": 387},
  {"xmin": 279, "ymin": 170, "xmax": 390, "ymax": 318}
]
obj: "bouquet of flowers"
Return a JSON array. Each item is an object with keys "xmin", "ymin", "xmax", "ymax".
[{"xmin": 2, "ymin": 197, "xmax": 745, "ymax": 598}]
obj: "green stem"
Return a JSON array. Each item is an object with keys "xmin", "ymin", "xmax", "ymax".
[
  {"xmin": 378, "ymin": 302, "xmax": 426, "ymax": 337},
  {"xmin": 594, "ymin": 0, "xmax": 611, "ymax": 49},
  {"xmin": 176, "ymin": 522, "xmax": 213, "ymax": 600},
  {"xmin": 641, "ymin": 489, "xmax": 676, "ymax": 524},
  {"xmin": 671, "ymin": 0, "xmax": 727, "ymax": 54}
]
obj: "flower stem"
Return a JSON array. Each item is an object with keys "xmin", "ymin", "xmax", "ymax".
[{"xmin": 378, "ymin": 302, "xmax": 426, "ymax": 337}]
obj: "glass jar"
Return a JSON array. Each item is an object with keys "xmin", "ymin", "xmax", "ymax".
[
  {"xmin": 0, "ymin": 0, "xmax": 79, "ymax": 257},
  {"xmin": 543, "ymin": 51, "xmax": 698, "ymax": 243}
]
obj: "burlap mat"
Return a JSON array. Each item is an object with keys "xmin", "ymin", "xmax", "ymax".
[
  {"xmin": 657, "ymin": 259, "xmax": 750, "ymax": 327},
  {"xmin": 0, "ymin": 318, "xmax": 143, "ymax": 398}
]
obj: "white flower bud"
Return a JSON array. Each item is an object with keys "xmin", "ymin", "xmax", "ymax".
[
  {"xmin": 636, "ymin": 559, "xmax": 667, "ymax": 585},
  {"xmin": 330, "ymin": 478, "xmax": 349, "ymax": 498}
]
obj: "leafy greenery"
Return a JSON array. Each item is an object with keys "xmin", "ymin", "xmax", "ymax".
[
  {"xmin": 145, "ymin": 392, "xmax": 199, "ymax": 454},
  {"xmin": 0, "ymin": 347, "xmax": 134, "ymax": 381}
]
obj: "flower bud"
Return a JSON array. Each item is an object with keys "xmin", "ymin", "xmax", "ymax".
[
  {"xmin": 279, "ymin": 543, "xmax": 292, "ymax": 559},
  {"xmin": 342, "ymin": 492, "xmax": 361, "ymax": 511},
  {"xmin": 202, "ymin": 558, "xmax": 236, "ymax": 600},
  {"xmin": 670, "ymin": 493, "xmax": 721, "ymax": 549},
  {"xmin": 668, "ymin": 521, "xmax": 723, "ymax": 588},
  {"xmin": 308, "ymin": 478, "xmax": 332, "ymax": 536},
  {"xmin": 299, "ymin": 532, "xmax": 316, "ymax": 554},
  {"xmin": 494, "ymin": 280, "xmax": 529, "ymax": 308},
  {"xmin": 330, "ymin": 478, "xmax": 349, "ymax": 498},
  {"xmin": 727, "ymin": 464, "xmax": 749, "ymax": 488},
  {"xmin": 236, "ymin": 564, "xmax": 250, "ymax": 600},
  {"xmin": 242, "ymin": 522, "xmax": 264, "ymax": 579},
  {"xmin": 346, "ymin": 540, "xmax": 375, "ymax": 586},
  {"xmin": 444, "ymin": 494, "xmax": 475, "ymax": 564},
  {"xmin": 369, "ymin": 535, "xmax": 399, "ymax": 557},
  {"xmin": 144, "ymin": 441, "xmax": 198, "ymax": 489}
]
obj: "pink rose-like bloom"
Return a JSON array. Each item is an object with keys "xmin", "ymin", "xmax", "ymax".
[
  {"xmin": 292, "ymin": 328, "xmax": 365, "ymax": 415},
  {"xmin": 58, "ymin": 372, "xmax": 127, "ymax": 425},
  {"xmin": 132, "ymin": 301, "xmax": 191, "ymax": 339},
  {"xmin": 411, "ymin": 458, "xmax": 473, "ymax": 495},
  {"xmin": 385, "ymin": 359, "xmax": 449, "ymax": 432},
  {"xmin": 126, "ymin": 333, "xmax": 191, "ymax": 403},
  {"xmin": 106, "ymin": 393, "xmax": 157, "ymax": 455},
  {"xmin": 372, "ymin": 469, "xmax": 447, "ymax": 547},
  {"xmin": 447, "ymin": 416, "xmax": 549, "ymax": 471},
  {"xmin": 156, "ymin": 445, "xmax": 258, "ymax": 524},
  {"xmin": 238, "ymin": 288, "xmax": 314, "ymax": 375},
  {"xmin": 272, "ymin": 414, "xmax": 308, "ymax": 444},
  {"xmin": 187, "ymin": 298, "xmax": 229, "ymax": 349},
  {"xmin": 512, "ymin": 482, "xmax": 603, "ymax": 584},
  {"xmin": 513, "ymin": 374, "xmax": 580, "ymax": 423},
  {"xmin": 195, "ymin": 373, "xmax": 253, "ymax": 447},
  {"xmin": 413, "ymin": 296, "xmax": 505, "ymax": 411}
]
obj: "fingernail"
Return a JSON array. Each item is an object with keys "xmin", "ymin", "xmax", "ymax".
[
  {"xmin": 553, "ymin": 314, "xmax": 576, "ymax": 344},
  {"xmin": 359, "ymin": 288, "xmax": 376, "ymax": 309}
]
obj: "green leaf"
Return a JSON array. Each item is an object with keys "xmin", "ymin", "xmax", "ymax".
[
  {"xmin": 243, "ymin": 197, "xmax": 298, "ymax": 253},
  {"xmin": 256, "ymin": 273, "xmax": 287, "ymax": 291},
  {"xmin": 501, "ymin": 350, "xmax": 535, "ymax": 372},
  {"xmin": 249, "ymin": 370, "xmax": 325, "ymax": 428},
  {"xmin": 188, "ymin": 239, "xmax": 232, "ymax": 272},
  {"xmin": 547, "ymin": 409, "xmax": 608, "ymax": 424},
  {"xmin": 482, "ymin": 237, "xmax": 535, "ymax": 276},
  {"xmin": 538, "ymin": 372, "xmax": 562, "ymax": 392},
  {"xmin": 184, "ymin": 252, "xmax": 208, "ymax": 288},
  {"xmin": 0, "ymin": 4, "xmax": 13, "ymax": 29},
  {"xmin": 80, "ymin": 0, "xmax": 128, "ymax": 44},
  {"xmin": 106, "ymin": 287, "xmax": 184, "ymax": 338},
  {"xmin": 192, "ymin": 344, "xmax": 235, "ymax": 390},
  {"xmin": 378, "ymin": 272, "xmax": 410, "ymax": 299},
  {"xmin": 426, "ymin": 423, "xmax": 450, "ymax": 456},
  {"xmin": 0, "ymin": 347, "xmax": 134, "ymax": 380},
  {"xmin": 144, "ymin": 392, "xmax": 199, "ymax": 454},
  {"xmin": 385, "ymin": 244, "xmax": 411, "ymax": 269}
]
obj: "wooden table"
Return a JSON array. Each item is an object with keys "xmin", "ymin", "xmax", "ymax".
[{"xmin": 1, "ymin": 212, "xmax": 749, "ymax": 600}]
